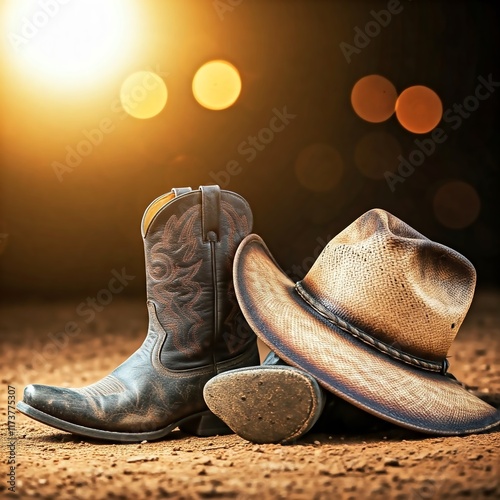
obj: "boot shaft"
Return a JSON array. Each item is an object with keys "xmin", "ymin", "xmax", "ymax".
[{"xmin": 142, "ymin": 185, "xmax": 254, "ymax": 369}]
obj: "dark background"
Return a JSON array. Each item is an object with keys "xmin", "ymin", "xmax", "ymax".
[{"xmin": 1, "ymin": 0, "xmax": 499, "ymax": 300}]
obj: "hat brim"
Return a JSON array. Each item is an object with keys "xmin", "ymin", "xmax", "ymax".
[{"xmin": 234, "ymin": 234, "xmax": 500, "ymax": 435}]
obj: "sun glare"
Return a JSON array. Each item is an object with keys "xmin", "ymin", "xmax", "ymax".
[{"xmin": 2, "ymin": 0, "xmax": 137, "ymax": 88}]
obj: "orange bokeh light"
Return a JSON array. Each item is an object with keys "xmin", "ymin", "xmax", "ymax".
[
  {"xmin": 351, "ymin": 75, "xmax": 397, "ymax": 123},
  {"xmin": 433, "ymin": 180, "xmax": 481, "ymax": 229},
  {"xmin": 396, "ymin": 85, "xmax": 443, "ymax": 134}
]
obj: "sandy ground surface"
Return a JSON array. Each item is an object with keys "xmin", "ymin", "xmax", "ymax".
[{"xmin": 1, "ymin": 290, "xmax": 499, "ymax": 499}]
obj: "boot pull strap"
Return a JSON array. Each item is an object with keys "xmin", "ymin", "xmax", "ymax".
[
  {"xmin": 172, "ymin": 187, "xmax": 192, "ymax": 197},
  {"xmin": 200, "ymin": 185, "xmax": 221, "ymax": 242}
]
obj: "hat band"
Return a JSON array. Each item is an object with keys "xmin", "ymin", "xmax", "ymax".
[{"xmin": 295, "ymin": 282, "xmax": 449, "ymax": 375}]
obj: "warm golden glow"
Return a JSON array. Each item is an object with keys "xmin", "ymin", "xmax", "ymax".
[
  {"xmin": 351, "ymin": 75, "xmax": 397, "ymax": 123},
  {"xmin": 433, "ymin": 181, "xmax": 481, "ymax": 229},
  {"xmin": 120, "ymin": 71, "xmax": 168, "ymax": 119},
  {"xmin": 396, "ymin": 85, "xmax": 443, "ymax": 134},
  {"xmin": 142, "ymin": 192, "xmax": 175, "ymax": 236},
  {"xmin": 192, "ymin": 60, "xmax": 242, "ymax": 110},
  {"xmin": 2, "ymin": 0, "xmax": 137, "ymax": 88},
  {"xmin": 295, "ymin": 144, "xmax": 344, "ymax": 192}
]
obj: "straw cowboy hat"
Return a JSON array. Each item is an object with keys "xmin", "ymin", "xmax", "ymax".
[{"xmin": 232, "ymin": 208, "xmax": 500, "ymax": 435}]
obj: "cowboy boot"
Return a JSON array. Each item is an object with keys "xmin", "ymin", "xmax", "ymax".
[
  {"xmin": 204, "ymin": 351, "xmax": 326, "ymax": 444},
  {"xmin": 204, "ymin": 351, "xmax": 390, "ymax": 444},
  {"xmin": 17, "ymin": 185, "xmax": 260, "ymax": 442}
]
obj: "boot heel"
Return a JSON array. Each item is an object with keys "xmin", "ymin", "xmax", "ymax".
[{"xmin": 179, "ymin": 411, "xmax": 232, "ymax": 437}]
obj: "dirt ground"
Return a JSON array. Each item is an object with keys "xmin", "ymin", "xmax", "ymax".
[{"xmin": 1, "ymin": 290, "xmax": 499, "ymax": 499}]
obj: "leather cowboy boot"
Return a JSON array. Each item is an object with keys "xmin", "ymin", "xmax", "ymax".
[
  {"xmin": 17, "ymin": 185, "xmax": 260, "ymax": 442},
  {"xmin": 204, "ymin": 351, "xmax": 326, "ymax": 444},
  {"xmin": 204, "ymin": 351, "xmax": 390, "ymax": 444}
]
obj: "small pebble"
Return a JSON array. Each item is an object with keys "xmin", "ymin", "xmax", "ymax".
[{"xmin": 384, "ymin": 458, "xmax": 400, "ymax": 467}]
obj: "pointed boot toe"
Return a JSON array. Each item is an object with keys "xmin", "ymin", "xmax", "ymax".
[
  {"xmin": 20, "ymin": 383, "xmax": 69, "ymax": 414},
  {"xmin": 18, "ymin": 384, "xmax": 98, "ymax": 435},
  {"xmin": 203, "ymin": 366, "xmax": 325, "ymax": 444},
  {"xmin": 18, "ymin": 384, "xmax": 61, "ymax": 422},
  {"xmin": 22, "ymin": 384, "xmax": 44, "ymax": 407},
  {"xmin": 18, "ymin": 186, "xmax": 260, "ymax": 442},
  {"xmin": 18, "ymin": 368, "xmax": 232, "ymax": 440}
]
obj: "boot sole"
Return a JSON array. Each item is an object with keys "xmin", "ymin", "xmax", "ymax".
[
  {"xmin": 16, "ymin": 401, "xmax": 230, "ymax": 442},
  {"xmin": 203, "ymin": 366, "xmax": 323, "ymax": 444}
]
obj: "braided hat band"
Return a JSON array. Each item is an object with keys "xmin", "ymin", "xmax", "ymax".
[{"xmin": 295, "ymin": 282, "xmax": 449, "ymax": 375}]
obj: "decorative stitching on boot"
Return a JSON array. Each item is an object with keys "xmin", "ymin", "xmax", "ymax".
[
  {"xmin": 148, "ymin": 301, "xmax": 215, "ymax": 378},
  {"xmin": 74, "ymin": 375, "xmax": 126, "ymax": 398},
  {"xmin": 147, "ymin": 205, "xmax": 204, "ymax": 359}
]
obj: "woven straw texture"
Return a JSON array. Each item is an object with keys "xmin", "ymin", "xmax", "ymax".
[
  {"xmin": 303, "ymin": 209, "xmax": 475, "ymax": 362},
  {"xmin": 234, "ymin": 209, "xmax": 500, "ymax": 435}
]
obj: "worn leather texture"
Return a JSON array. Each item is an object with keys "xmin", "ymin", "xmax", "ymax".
[
  {"xmin": 19, "ymin": 185, "xmax": 259, "ymax": 438},
  {"xmin": 144, "ymin": 188, "xmax": 255, "ymax": 368}
]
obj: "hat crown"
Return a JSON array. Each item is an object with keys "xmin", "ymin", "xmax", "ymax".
[{"xmin": 301, "ymin": 209, "xmax": 476, "ymax": 362}]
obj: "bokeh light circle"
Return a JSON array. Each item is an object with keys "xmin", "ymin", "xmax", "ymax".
[
  {"xmin": 351, "ymin": 75, "xmax": 398, "ymax": 123},
  {"xmin": 433, "ymin": 180, "xmax": 481, "ymax": 229},
  {"xmin": 354, "ymin": 131, "xmax": 402, "ymax": 180},
  {"xmin": 295, "ymin": 143, "xmax": 344, "ymax": 192},
  {"xmin": 120, "ymin": 71, "xmax": 168, "ymax": 119},
  {"xmin": 192, "ymin": 60, "xmax": 242, "ymax": 110},
  {"xmin": 396, "ymin": 85, "xmax": 443, "ymax": 134}
]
